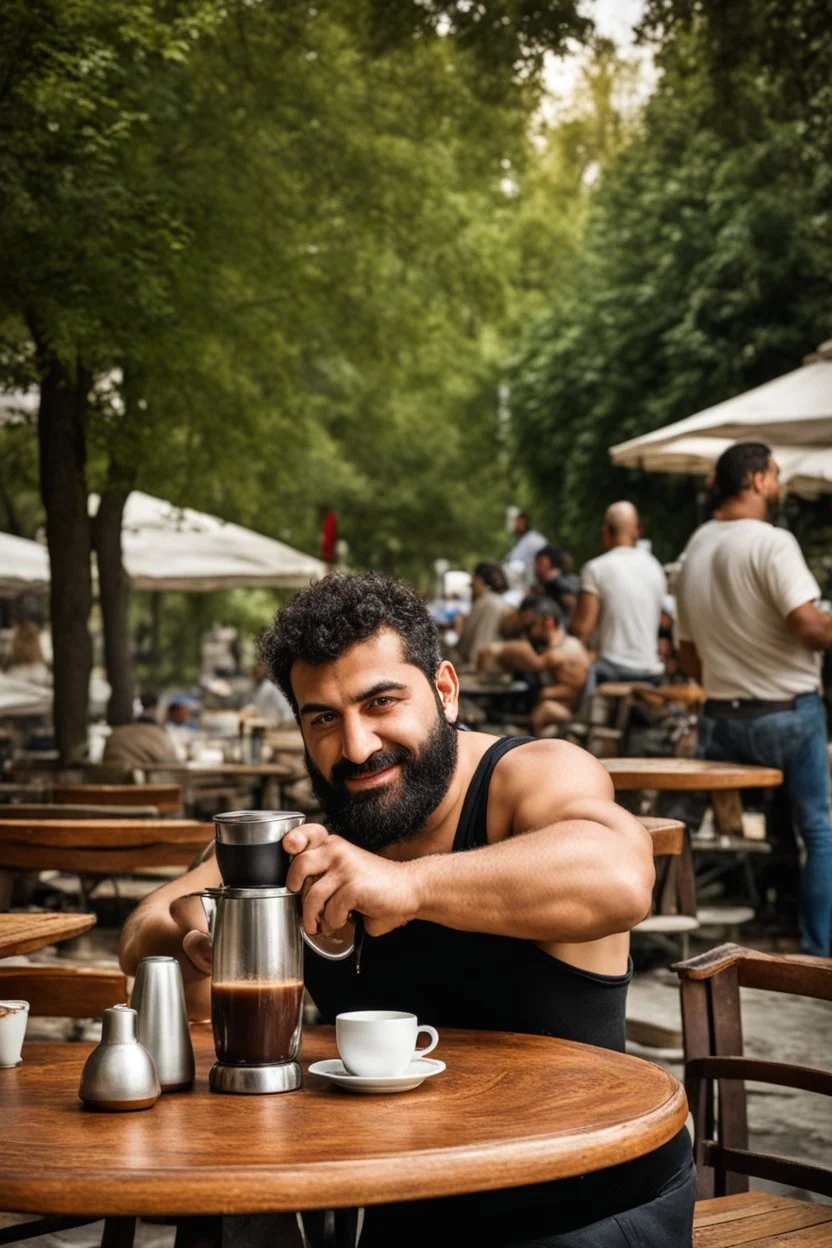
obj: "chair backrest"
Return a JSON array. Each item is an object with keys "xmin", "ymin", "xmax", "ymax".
[
  {"xmin": 638, "ymin": 815, "xmax": 697, "ymax": 918},
  {"xmin": 673, "ymin": 943, "xmax": 832, "ymax": 1200}
]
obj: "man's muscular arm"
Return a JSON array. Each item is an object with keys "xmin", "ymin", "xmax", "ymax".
[
  {"xmin": 119, "ymin": 851, "xmax": 220, "ymax": 1018},
  {"xmin": 286, "ymin": 743, "xmax": 653, "ymax": 944}
]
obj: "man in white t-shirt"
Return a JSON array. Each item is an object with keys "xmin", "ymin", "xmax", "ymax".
[
  {"xmin": 570, "ymin": 501, "xmax": 666, "ymax": 697},
  {"xmin": 675, "ymin": 441, "xmax": 832, "ymax": 957}
]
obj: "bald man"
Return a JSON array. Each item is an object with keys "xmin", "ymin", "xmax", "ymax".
[{"xmin": 570, "ymin": 502, "xmax": 666, "ymax": 696}]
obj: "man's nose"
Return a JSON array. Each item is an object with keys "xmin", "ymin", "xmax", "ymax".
[{"xmin": 339, "ymin": 712, "xmax": 383, "ymax": 765}]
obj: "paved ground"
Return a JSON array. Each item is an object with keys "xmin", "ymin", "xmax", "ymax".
[{"xmin": 2, "ymin": 915, "xmax": 830, "ymax": 1244}]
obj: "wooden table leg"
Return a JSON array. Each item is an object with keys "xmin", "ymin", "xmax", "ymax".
[{"xmin": 711, "ymin": 788, "xmax": 744, "ymax": 837}]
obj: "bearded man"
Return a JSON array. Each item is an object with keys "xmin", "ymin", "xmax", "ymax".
[{"xmin": 120, "ymin": 572, "xmax": 694, "ymax": 1247}]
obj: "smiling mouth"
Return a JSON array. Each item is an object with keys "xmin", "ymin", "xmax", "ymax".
[{"xmin": 344, "ymin": 764, "xmax": 400, "ymax": 790}]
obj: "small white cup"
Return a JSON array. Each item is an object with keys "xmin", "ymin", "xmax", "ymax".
[
  {"xmin": 0, "ymin": 999, "xmax": 29, "ymax": 1068},
  {"xmin": 336, "ymin": 1010, "xmax": 438, "ymax": 1077}
]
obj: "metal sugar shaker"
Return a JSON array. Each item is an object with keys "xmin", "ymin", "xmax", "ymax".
[
  {"xmin": 78, "ymin": 1004, "xmax": 161, "ymax": 1112},
  {"xmin": 131, "ymin": 955, "xmax": 195, "ymax": 1091}
]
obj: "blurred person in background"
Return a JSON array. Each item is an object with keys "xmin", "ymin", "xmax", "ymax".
[
  {"xmin": 478, "ymin": 598, "xmax": 589, "ymax": 730},
  {"xmin": 4, "ymin": 620, "xmax": 51, "ymax": 686},
  {"xmin": 571, "ymin": 502, "xmax": 666, "ymax": 698},
  {"xmin": 241, "ymin": 661, "xmax": 294, "ymax": 725},
  {"xmin": 505, "ymin": 511, "xmax": 547, "ymax": 588},
  {"xmin": 456, "ymin": 562, "xmax": 510, "ymax": 672},
  {"xmin": 534, "ymin": 545, "xmax": 580, "ymax": 619},
  {"xmin": 676, "ymin": 441, "xmax": 832, "ymax": 957},
  {"xmin": 103, "ymin": 692, "xmax": 178, "ymax": 768},
  {"xmin": 166, "ymin": 695, "xmax": 200, "ymax": 761}
]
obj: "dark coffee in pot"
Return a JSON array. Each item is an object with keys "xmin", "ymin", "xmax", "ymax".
[{"xmin": 211, "ymin": 980, "xmax": 304, "ymax": 1065}]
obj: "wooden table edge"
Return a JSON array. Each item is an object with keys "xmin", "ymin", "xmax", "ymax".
[
  {"xmin": 605, "ymin": 770, "xmax": 783, "ymax": 792},
  {"xmin": 0, "ymin": 1078, "xmax": 688, "ymax": 1216},
  {"xmin": 0, "ymin": 912, "xmax": 96, "ymax": 959}
]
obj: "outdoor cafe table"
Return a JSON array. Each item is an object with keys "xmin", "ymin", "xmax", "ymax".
[
  {"xmin": 0, "ymin": 1024, "xmax": 687, "ymax": 1247},
  {"xmin": 0, "ymin": 911, "xmax": 96, "ymax": 958},
  {"xmin": 601, "ymin": 758, "xmax": 783, "ymax": 837},
  {"xmin": 0, "ymin": 818, "xmax": 210, "ymax": 880}
]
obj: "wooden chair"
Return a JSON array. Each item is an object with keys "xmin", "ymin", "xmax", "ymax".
[
  {"xmin": 633, "ymin": 814, "xmax": 700, "ymax": 960},
  {"xmin": 673, "ymin": 943, "xmax": 832, "ymax": 1246}
]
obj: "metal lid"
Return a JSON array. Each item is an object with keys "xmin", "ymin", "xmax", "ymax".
[
  {"xmin": 214, "ymin": 810, "xmax": 304, "ymax": 845},
  {"xmin": 202, "ymin": 886, "xmax": 295, "ymax": 900}
]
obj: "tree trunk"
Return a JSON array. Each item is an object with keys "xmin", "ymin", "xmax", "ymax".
[
  {"xmin": 37, "ymin": 353, "xmax": 92, "ymax": 764},
  {"xmin": 92, "ymin": 487, "xmax": 134, "ymax": 725}
]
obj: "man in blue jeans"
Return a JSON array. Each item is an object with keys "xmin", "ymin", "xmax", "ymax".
[{"xmin": 676, "ymin": 442, "xmax": 832, "ymax": 957}]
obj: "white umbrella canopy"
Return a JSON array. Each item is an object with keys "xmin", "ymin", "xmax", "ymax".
[
  {"xmin": 609, "ymin": 434, "xmax": 832, "ymax": 500},
  {"xmin": 610, "ymin": 343, "xmax": 832, "ymax": 463},
  {"xmin": 90, "ymin": 492, "xmax": 326, "ymax": 591},
  {"xmin": 0, "ymin": 531, "xmax": 50, "ymax": 595}
]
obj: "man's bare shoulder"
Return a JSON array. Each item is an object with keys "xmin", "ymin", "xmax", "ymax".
[{"xmin": 484, "ymin": 738, "xmax": 616, "ymax": 839}]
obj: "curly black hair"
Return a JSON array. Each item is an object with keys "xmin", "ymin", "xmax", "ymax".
[{"xmin": 259, "ymin": 572, "xmax": 442, "ymax": 715}]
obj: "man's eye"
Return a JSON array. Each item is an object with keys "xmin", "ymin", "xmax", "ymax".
[
  {"xmin": 369, "ymin": 697, "xmax": 395, "ymax": 708},
  {"xmin": 311, "ymin": 712, "xmax": 336, "ymax": 727}
]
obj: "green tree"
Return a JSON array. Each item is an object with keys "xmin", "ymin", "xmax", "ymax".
[
  {"xmin": 0, "ymin": 0, "xmax": 590, "ymax": 758},
  {"xmin": 509, "ymin": 0, "xmax": 832, "ymax": 561}
]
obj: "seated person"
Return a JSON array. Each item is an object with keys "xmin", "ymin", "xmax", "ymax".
[
  {"xmin": 455, "ymin": 561, "xmax": 509, "ymax": 672},
  {"xmin": 119, "ymin": 571, "xmax": 694, "ymax": 1246},
  {"xmin": 533, "ymin": 545, "xmax": 580, "ymax": 619},
  {"xmin": 477, "ymin": 598, "xmax": 589, "ymax": 729},
  {"xmin": 241, "ymin": 662, "xmax": 294, "ymax": 725},
  {"xmin": 103, "ymin": 692, "xmax": 178, "ymax": 768}
]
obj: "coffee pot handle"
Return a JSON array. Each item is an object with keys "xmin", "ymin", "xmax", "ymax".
[{"xmin": 300, "ymin": 924, "xmax": 356, "ymax": 962}]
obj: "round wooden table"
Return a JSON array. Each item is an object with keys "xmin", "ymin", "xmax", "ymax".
[
  {"xmin": 0, "ymin": 911, "xmax": 96, "ymax": 958},
  {"xmin": 601, "ymin": 758, "xmax": 783, "ymax": 791},
  {"xmin": 1, "ymin": 1025, "xmax": 687, "ymax": 1225}
]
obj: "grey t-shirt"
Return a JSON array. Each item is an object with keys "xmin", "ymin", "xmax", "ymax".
[
  {"xmin": 675, "ymin": 519, "xmax": 821, "ymax": 699},
  {"xmin": 580, "ymin": 546, "xmax": 666, "ymax": 674}
]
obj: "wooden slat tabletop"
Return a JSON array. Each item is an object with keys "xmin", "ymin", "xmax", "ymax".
[
  {"xmin": 602, "ymin": 757, "xmax": 783, "ymax": 791},
  {"xmin": 0, "ymin": 1024, "xmax": 687, "ymax": 1217},
  {"xmin": 0, "ymin": 911, "xmax": 96, "ymax": 959},
  {"xmin": 0, "ymin": 818, "xmax": 210, "ymax": 874}
]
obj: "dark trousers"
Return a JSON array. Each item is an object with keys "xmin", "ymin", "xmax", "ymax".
[
  {"xmin": 698, "ymin": 690, "xmax": 832, "ymax": 956},
  {"xmin": 360, "ymin": 1153, "xmax": 696, "ymax": 1247}
]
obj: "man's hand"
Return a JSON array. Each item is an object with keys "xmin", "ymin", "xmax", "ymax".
[{"xmin": 283, "ymin": 824, "xmax": 421, "ymax": 938}]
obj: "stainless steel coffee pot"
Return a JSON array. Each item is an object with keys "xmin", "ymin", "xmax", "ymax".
[{"xmin": 194, "ymin": 811, "xmax": 353, "ymax": 1095}]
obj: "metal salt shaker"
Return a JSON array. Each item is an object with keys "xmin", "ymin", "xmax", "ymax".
[
  {"xmin": 78, "ymin": 1004, "xmax": 160, "ymax": 1111},
  {"xmin": 130, "ymin": 956, "xmax": 195, "ymax": 1091}
]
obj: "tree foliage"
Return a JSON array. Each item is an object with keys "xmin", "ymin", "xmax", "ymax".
[{"xmin": 509, "ymin": 0, "xmax": 832, "ymax": 562}]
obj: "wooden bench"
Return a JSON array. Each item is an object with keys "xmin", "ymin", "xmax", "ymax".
[
  {"xmin": 673, "ymin": 943, "xmax": 832, "ymax": 1246},
  {"xmin": 0, "ymin": 964, "xmax": 128, "ymax": 1017}
]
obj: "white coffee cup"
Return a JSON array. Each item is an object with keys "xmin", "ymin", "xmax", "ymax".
[
  {"xmin": 336, "ymin": 1010, "xmax": 439, "ymax": 1077},
  {"xmin": 0, "ymin": 999, "xmax": 29, "ymax": 1068}
]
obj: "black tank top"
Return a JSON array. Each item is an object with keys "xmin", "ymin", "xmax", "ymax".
[
  {"xmin": 304, "ymin": 737, "xmax": 691, "ymax": 1234},
  {"xmin": 305, "ymin": 736, "xmax": 631, "ymax": 1049}
]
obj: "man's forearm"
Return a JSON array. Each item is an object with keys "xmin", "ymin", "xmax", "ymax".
[{"xmin": 408, "ymin": 819, "xmax": 652, "ymax": 943}]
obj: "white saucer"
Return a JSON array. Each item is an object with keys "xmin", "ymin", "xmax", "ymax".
[{"xmin": 308, "ymin": 1057, "xmax": 446, "ymax": 1095}]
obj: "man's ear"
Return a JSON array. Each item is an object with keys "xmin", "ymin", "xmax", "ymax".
[{"xmin": 434, "ymin": 660, "xmax": 459, "ymax": 724}]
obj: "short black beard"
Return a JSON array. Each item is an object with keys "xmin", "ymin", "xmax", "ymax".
[{"xmin": 304, "ymin": 709, "xmax": 459, "ymax": 852}]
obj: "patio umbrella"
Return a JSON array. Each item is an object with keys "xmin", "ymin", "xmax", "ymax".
[
  {"xmin": 90, "ymin": 491, "xmax": 326, "ymax": 591},
  {"xmin": 610, "ymin": 341, "xmax": 832, "ymax": 464},
  {"xmin": 0, "ymin": 531, "xmax": 50, "ymax": 595},
  {"xmin": 609, "ymin": 436, "xmax": 832, "ymax": 500}
]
